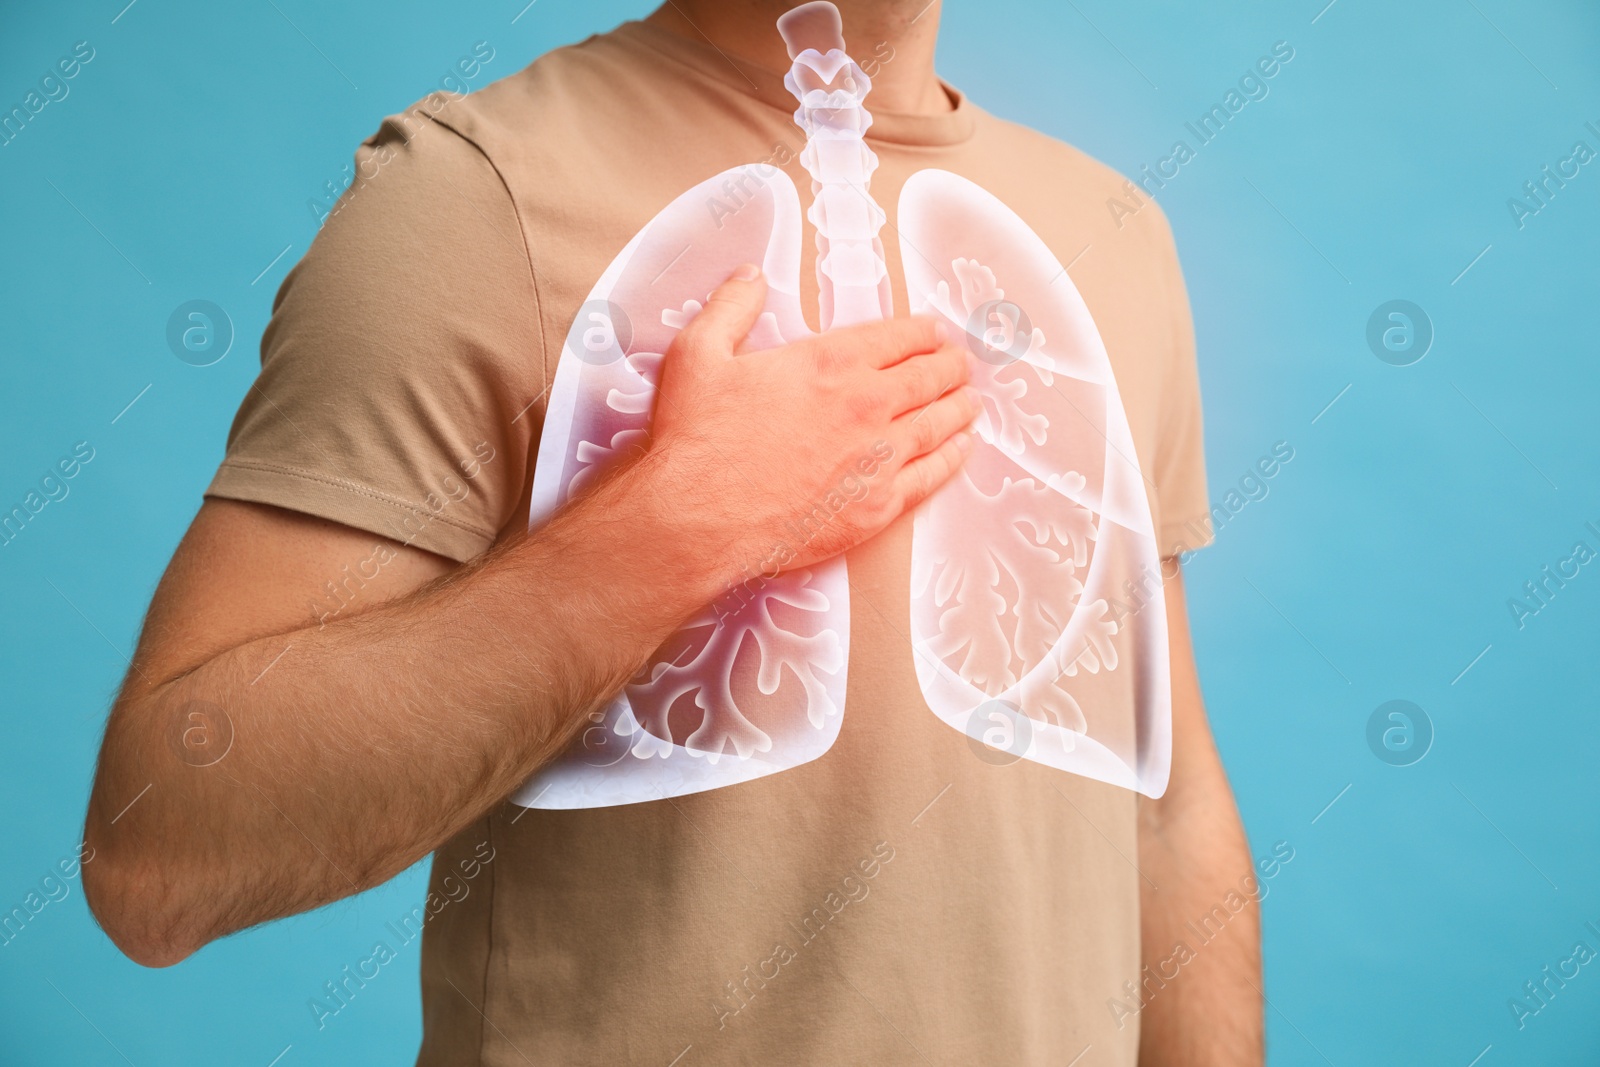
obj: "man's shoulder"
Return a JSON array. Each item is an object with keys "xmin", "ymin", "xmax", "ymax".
[
  {"xmin": 415, "ymin": 25, "xmax": 658, "ymax": 159},
  {"xmin": 980, "ymin": 111, "xmax": 1124, "ymax": 187},
  {"xmin": 968, "ymin": 106, "xmax": 1180, "ymax": 255}
]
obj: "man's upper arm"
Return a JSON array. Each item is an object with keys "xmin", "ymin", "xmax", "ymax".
[
  {"xmin": 131, "ymin": 500, "xmax": 454, "ymax": 690},
  {"xmin": 1158, "ymin": 570, "xmax": 1220, "ymax": 788},
  {"xmin": 205, "ymin": 100, "xmax": 542, "ymax": 565}
]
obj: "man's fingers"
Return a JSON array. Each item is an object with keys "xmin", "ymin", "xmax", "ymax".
[
  {"xmin": 675, "ymin": 264, "xmax": 769, "ymax": 362},
  {"xmin": 822, "ymin": 314, "xmax": 947, "ymax": 371},
  {"xmin": 892, "ymin": 431, "xmax": 973, "ymax": 511},
  {"xmin": 881, "ymin": 344, "xmax": 970, "ymax": 416},
  {"xmin": 889, "ymin": 386, "xmax": 979, "ymax": 460}
]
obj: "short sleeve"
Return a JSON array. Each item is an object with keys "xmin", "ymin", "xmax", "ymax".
[
  {"xmin": 1146, "ymin": 207, "xmax": 1212, "ymax": 558},
  {"xmin": 205, "ymin": 101, "xmax": 543, "ymax": 562}
]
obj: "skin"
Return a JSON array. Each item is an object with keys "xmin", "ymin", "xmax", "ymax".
[
  {"xmin": 84, "ymin": 274, "xmax": 975, "ymax": 963},
  {"xmin": 86, "ymin": 3, "xmax": 1263, "ymax": 1063},
  {"xmin": 1139, "ymin": 572, "xmax": 1264, "ymax": 1063},
  {"xmin": 648, "ymin": 0, "xmax": 952, "ymax": 115},
  {"xmin": 652, "ymin": 4, "xmax": 1266, "ymax": 1061}
]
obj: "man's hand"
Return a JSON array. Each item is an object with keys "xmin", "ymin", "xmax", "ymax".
[
  {"xmin": 649, "ymin": 264, "xmax": 975, "ymax": 576},
  {"xmin": 82, "ymin": 265, "xmax": 976, "ymax": 968}
]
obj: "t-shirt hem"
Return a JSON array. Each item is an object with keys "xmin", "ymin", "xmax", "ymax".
[
  {"xmin": 1159, "ymin": 512, "xmax": 1215, "ymax": 559},
  {"xmin": 205, "ymin": 459, "xmax": 497, "ymax": 563}
]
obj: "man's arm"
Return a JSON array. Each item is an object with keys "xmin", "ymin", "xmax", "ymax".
[
  {"xmin": 1137, "ymin": 568, "xmax": 1264, "ymax": 1065},
  {"xmin": 84, "ymin": 269, "xmax": 977, "ymax": 966}
]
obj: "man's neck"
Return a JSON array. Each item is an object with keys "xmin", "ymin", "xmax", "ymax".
[{"xmin": 644, "ymin": 0, "xmax": 951, "ymax": 115}]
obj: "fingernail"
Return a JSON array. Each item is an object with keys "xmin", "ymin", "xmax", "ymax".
[
  {"xmin": 934, "ymin": 321, "xmax": 948, "ymax": 343},
  {"xmin": 732, "ymin": 263, "xmax": 761, "ymax": 281},
  {"xmin": 962, "ymin": 386, "xmax": 981, "ymax": 409},
  {"xmin": 954, "ymin": 432, "xmax": 974, "ymax": 453}
]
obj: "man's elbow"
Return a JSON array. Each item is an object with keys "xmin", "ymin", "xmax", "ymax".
[{"xmin": 82, "ymin": 849, "xmax": 204, "ymax": 968}]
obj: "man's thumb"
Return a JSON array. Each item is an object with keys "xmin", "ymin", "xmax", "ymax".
[{"xmin": 679, "ymin": 264, "xmax": 768, "ymax": 358}]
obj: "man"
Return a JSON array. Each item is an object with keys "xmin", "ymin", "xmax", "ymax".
[{"xmin": 83, "ymin": 1, "xmax": 1262, "ymax": 1062}]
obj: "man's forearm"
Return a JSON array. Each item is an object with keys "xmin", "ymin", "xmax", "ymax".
[
  {"xmin": 85, "ymin": 453, "xmax": 721, "ymax": 966},
  {"xmin": 85, "ymin": 274, "xmax": 975, "ymax": 967},
  {"xmin": 1135, "ymin": 569, "xmax": 1264, "ymax": 1065},
  {"xmin": 1137, "ymin": 772, "xmax": 1263, "ymax": 1064}
]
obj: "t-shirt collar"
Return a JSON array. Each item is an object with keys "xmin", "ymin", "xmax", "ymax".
[{"xmin": 617, "ymin": 19, "xmax": 978, "ymax": 148}]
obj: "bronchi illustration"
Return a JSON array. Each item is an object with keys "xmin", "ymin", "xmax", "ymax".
[{"xmin": 512, "ymin": 2, "xmax": 1169, "ymax": 810}]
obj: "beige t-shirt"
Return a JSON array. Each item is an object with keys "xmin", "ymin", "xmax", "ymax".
[{"xmin": 207, "ymin": 20, "xmax": 1210, "ymax": 1066}]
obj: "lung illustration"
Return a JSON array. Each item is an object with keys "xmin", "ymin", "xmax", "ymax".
[
  {"xmin": 513, "ymin": 1, "xmax": 1168, "ymax": 808},
  {"xmin": 899, "ymin": 171, "xmax": 1171, "ymax": 797}
]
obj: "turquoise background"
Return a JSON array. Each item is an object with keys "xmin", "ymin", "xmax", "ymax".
[{"xmin": 2, "ymin": 0, "xmax": 1597, "ymax": 1063}]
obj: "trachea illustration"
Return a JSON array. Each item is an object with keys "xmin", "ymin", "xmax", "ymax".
[
  {"xmin": 513, "ymin": 2, "xmax": 1169, "ymax": 809},
  {"xmin": 778, "ymin": 2, "xmax": 891, "ymax": 330}
]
